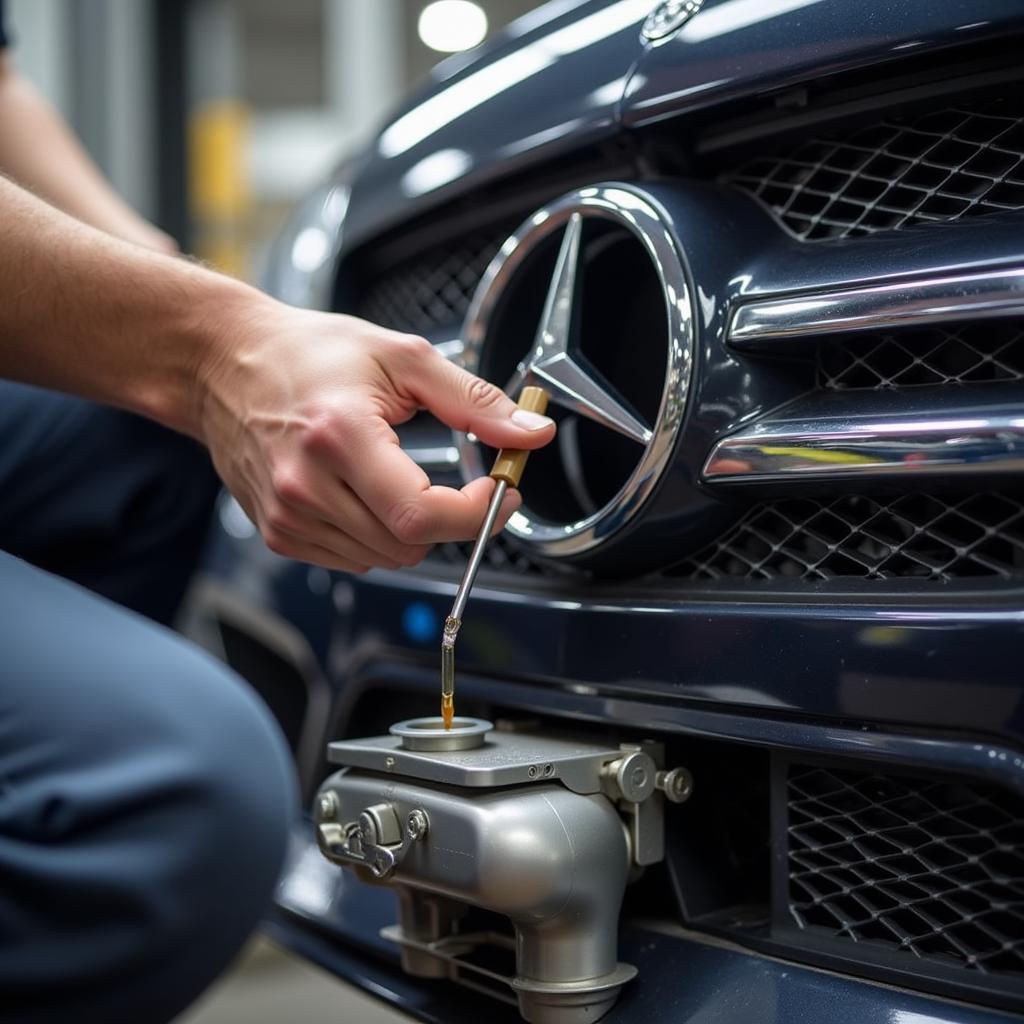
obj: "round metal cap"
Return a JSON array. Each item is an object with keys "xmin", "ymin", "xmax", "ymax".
[{"xmin": 390, "ymin": 716, "xmax": 493, "ymax": 752}]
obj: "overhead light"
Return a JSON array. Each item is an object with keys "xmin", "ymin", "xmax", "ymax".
[{"xmin": 418, "ymin": 1, "xmax": 488, "ymax": 53}]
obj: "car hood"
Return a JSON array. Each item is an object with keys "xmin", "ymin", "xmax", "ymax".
[
  {"xmin": 340, "ymin": 0, "xmax": 1024, "ymax": 250},
  {"xmin": 341, "ymin": 0, "xmax": 651, "ymax": 247}
]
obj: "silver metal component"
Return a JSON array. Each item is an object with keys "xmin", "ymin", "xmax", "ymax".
[
  {"xmin": 459, "ymin": 184, "xmax": 694, "ymax": 558},
  {"xmin": 330, "ymin": 728, "xmax": 624, "ymax": 794},
  {"xmin": 704, "ymin": 405, "xmax": 1024, "ymax": 483},
  {"xmin": 656, "ymin": 767, "xmax": 694, "ymax": 804},
  {"xmin": 602, "ymin": 750, "xmax": 657, "ymax": 803},
  {"xmin": 406, "ymin": 809, "xmax": 430, "ymax": 842},
  {"xmin": 601, "ymin": 743, "xmax": 667, "ymax": 867},
  {"xmin": 359, "ymin": 803, "xmax": 402, "ymax": 847},
  {"xmin": 317, "ymin": 791, "xmax": 338, "ymax": 821},
  {"xmin": 314, "ymin": 795, "xmax": 411, "ymax": 880},
  {"xmin": 511, "ymin": 963, "xmax": 639, "ymax": 1024},
  {"xmin": 320, "ymin": 771, "xmax": 634, "ymax": 1023},
  {"xmin": 641, "ymin": 0, "xmax": 705, "ymax": 41},
  {"xmin": 318, "ymin": 722, "xmax": 691, "ymax": 1021},
  {"xmin": 390, "ymin": 716, "xmax": 493, "ymax": 752},
  {"xmin": 728, "ymin": 266, "xmax": 1024, "ymax": 347}
]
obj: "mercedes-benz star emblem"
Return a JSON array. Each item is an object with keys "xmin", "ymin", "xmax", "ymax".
[
  {"xmin": 505, "ymin": 212, "xmax": 653, "ymax": 447},
  {"xmin": 458, "ymin": 184, "xmax": 694, "ymax": 559},
  {"xmin": 641, "ymin": 0, "xmax": 705, "ymax": 42}
]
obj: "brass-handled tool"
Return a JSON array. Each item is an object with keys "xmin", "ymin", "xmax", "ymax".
[{"xmin": 441, "ymin": 386, "xmax": 550, "ymax": 729}]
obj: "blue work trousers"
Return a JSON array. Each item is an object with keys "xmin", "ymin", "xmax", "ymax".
[{"xmin": 0, "ymin": 383, "xmax": 297, "ymax": 1022}]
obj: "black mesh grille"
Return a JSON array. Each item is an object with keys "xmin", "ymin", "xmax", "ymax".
[
  {"xmin": 725, "ymin": 99, "xmax": 1024, "ymax": 240},
  {"xmin": 675, "ymin": 492, "xmax": 1024, "ymax": 582},
  {"xmin": 787, "ymin": 764, "xmax": 1024, "ymax": 977},
  {"xmin": 819, "ymin": 322, "xmax": 1024, "ymax": 390},
  {"xmin": 429, "ymin": 533, "xmax": 554, "ymax": 577},
  {"xmin": 355, "ymin": 226, "xmax": 512, "ymax": 334}
]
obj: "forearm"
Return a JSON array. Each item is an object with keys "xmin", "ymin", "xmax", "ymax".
[
  {"xmin": 0, "ymin": 176, "xmax": 257, "ymax": 436},
  {"xmin": 0, "ymin": 56, "xmax": 175, "ymax": 251}
]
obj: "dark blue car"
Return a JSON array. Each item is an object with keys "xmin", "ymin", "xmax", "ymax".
[{"xmin": 187, "ymin": 1, "xmax": 1024, "ymax": 1020}]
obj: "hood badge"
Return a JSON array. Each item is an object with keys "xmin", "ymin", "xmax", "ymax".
[{"xmin": 641, "ymin": 0, "xmax": 704, "ymax": 41}]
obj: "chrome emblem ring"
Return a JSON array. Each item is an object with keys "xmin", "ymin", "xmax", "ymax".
[{"xmin": 458, "ymin": 184, "xmax": 694, "ymax": 558}]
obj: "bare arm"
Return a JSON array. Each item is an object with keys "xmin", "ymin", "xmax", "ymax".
[
  {"xmin": 0, "ymin": 53, "xmax": 176, "ymax": 252},
  {"xmin": 0, "ymin": 178, "xmax": 556, "ymax": 571}
]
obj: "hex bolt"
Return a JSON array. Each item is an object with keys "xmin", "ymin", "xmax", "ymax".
[
  {"xmin": 406, "ymin": 809, "xmax": 429, "ymax": 842},
  {"xmin": 656, "ymin": 767, "xmax": 694, "ymax": 804},
  {"xmin": 528, "ymin": 765, "xmax": 538, "ymax": 778},
  {"xmin": 317, "ymin": 791, "xmax": 338, "ymax": 821}
]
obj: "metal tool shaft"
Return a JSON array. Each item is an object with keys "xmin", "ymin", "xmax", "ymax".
[
  {"xmin": 451, "ymin": 478, "xmax": 507, "ymax": 626},
  {"xmin": 440, "ymin": 386, "xmax": 549, "ymax": 730}
]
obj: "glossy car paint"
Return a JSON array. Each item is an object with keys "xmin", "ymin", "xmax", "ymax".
[
  {"xmin": 196, "ymin": 0, "xmax": 1024, "ymax": 1020},
  {"xmin": 342, "ymin": 0, "xmax": 650, "ymax": 249},
  {"xmin": 624, "ymin": 0, "xmax": 1024, "ymax": 128},
  {"xmin": 340, "ymin": 0, "xmax": 1024, "ymax": 251},
  {"xmin": 267, "ymin": 892, "xmax": 1011, "ymax": 1024}
]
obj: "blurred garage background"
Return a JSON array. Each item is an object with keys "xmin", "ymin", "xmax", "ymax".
[
  {"xmin": 8, "ymin": 0, "xmax": 539, "ymax": 280},
  {"xmin": 4, "ymin": 1, "xmax": 542, "ymax": 1020}
]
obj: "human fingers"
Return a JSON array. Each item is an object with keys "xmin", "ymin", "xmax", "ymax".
[
  {"xmin": 399, "ymin": 344, "xmax": 556, "ymax": 451},
  {"xmin": 270, "ymin": 459, "xmax": 431, "ymax": 566},
  {"xmin": 315, "ymin": 419, "xmax": 522, "ymax": 544},
  {"xmin": 260, "ymin": 521, "xmax": 373, "ymax": 573},
  {"xmin": 260, "ymin": 501, "xmax": 400, "ymax": 570}
]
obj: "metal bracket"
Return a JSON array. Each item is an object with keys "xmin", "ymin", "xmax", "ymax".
[
  {"xmin": 600, "ymin": 742, "xmax": 694, "ymax": 867},
  {"xmin": 323, "ymin": 731, "xmax": 692, "ymax": 870},
  {"xmin": 380, "ymin": 925, "xmax": 638, "ymax": 1020}
]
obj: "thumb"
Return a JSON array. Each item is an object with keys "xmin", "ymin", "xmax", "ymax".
[{"xmin": 413, "ymin": 353, "xmax": 556, "ymax": 451}]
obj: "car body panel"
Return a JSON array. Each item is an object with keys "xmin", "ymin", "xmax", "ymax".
[
  {"xmin": 338, "ymin": 0, "xmax": 1024, "ymax": 255},
  {"xmin": 340, "ymin": 0, "xmax": 651, "ymax": 250},
  {"xmin": 205, "ymin": 532, "xmax": 1024, "ymax": 744},
  {"xmin": 624, "ymin": 0, "xmax": 1024, "ymax": 128},
  {"xmin": 269, "ymin": 843, "xmax": 1010, "ymax": 1024}
]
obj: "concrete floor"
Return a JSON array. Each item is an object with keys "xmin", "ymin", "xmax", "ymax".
[{"xmin": 177, "ymin": 937, "xmax": 408, "ymax": 1024}]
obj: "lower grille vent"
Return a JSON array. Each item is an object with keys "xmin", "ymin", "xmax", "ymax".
[
  {"xmin": 724, "ymin": 98, "xmax": 1024, "ymax": 241},
  {"xmin": 785, "ymin": 764, "xmax": 1024, "ymax": 979},
  {"xmin": 430, "ymin": 534, "xmax": 555, "ymax": 577},
  {"xmin": 819, "ymin": 322, "xmax": 1024, "ymax": 390},
  {"xmin": 675, "ymin": 491, "xmax": 1024, "ymax": 582}
]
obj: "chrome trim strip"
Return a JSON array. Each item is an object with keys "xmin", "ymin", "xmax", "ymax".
[
  {"xmin": 704, "ymin": 411, "xmax": 1024, "ymax": 482},
  {"xmin": 433, "ymin": 336, "xmax": 464, "ymax": 361},
  {"xmin": 729, "ymin": 267, "xmax": 1024, "ymax": 347},
  {"xmin": 405, "ymin": 444, "xmax": 461, "ymax": 471}
]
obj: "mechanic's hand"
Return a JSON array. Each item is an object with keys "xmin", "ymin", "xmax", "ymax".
[{"xmin": 198, "ymin": 302, "xmax": 556, "ymax": 572}]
